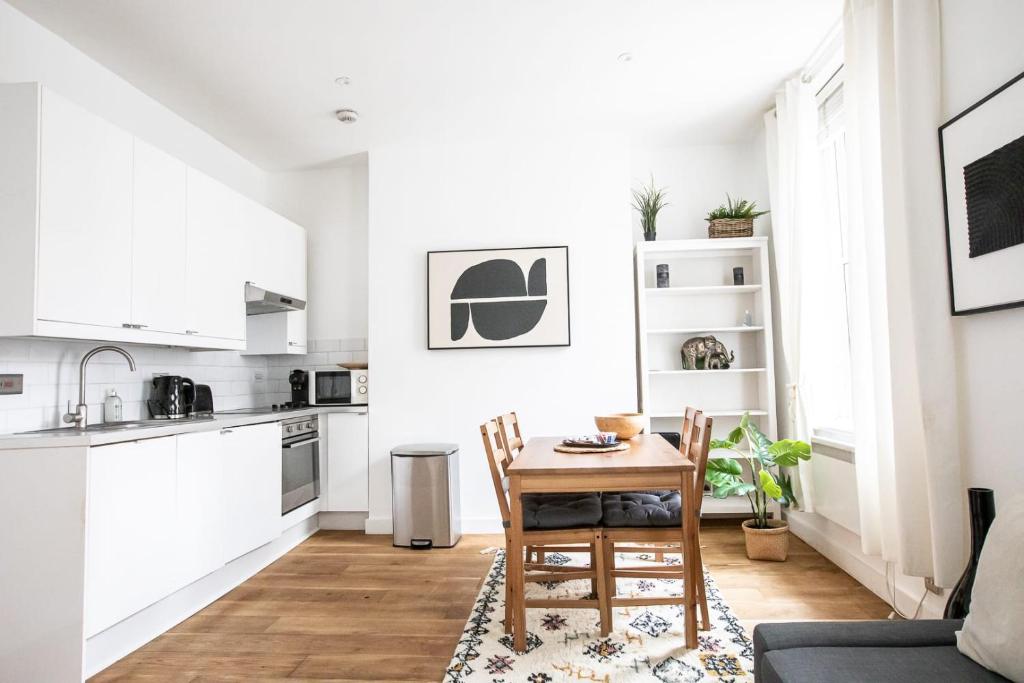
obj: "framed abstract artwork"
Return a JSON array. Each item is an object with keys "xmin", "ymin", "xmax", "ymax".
[
  {"xmin": 940, "ymin": 70, "xmax": 1024, "ymax": 315},
  {"xmin": 427, "ymin": 246, "xmax": 570, "ymax": 349}
]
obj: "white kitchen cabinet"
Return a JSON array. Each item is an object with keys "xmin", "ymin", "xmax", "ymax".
[
  {"xmin": 174, "ymin": 430, "xmax": 227, "ymax": 587},
  {"xmin": 244, "ymin": 204, "xmax": 307, "ymax": 299},
  {"xmin": 325, "ymin": 411, "xmax": 369, "ymax": 511},
  {"xmin": 36, "ymin": 87, "xmax": 133, "ymax": 329},
  {"xmin": 131, "ymin": 138, "xmax": 188, "ymax": 334},
  {"xmin": 243, "ymin": 309, "xmax": 307, "ymax": 355},
  {"xmin": 221, "ymin": 423, "xmax": 281, "ymax": 561},
  {"xmin": 84, "ymin": 437, "xmax": 178, "ymax": 637},
  {"xmin": 186, "ymin": 169, "xmax": 247, "ymax": 343}
]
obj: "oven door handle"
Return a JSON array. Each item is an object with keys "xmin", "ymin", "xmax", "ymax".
[{"xmin": 283, "ymin": 436, "xmax": 320, "ymax": 449}]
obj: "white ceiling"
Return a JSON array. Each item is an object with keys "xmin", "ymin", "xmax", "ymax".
[{"xmin": 8, "ymin": 0, "xmax": 841, "ymax": 171}]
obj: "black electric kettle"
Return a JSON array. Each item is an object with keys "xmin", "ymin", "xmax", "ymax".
[{"xmin": 148, "ymin": 375, "xmax": 195, "ymax": 419}]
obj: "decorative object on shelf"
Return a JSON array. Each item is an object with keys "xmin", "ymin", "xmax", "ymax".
[
  {"xmin": 427, "ymin": 246, "xmax": 570, "ymax": 349},
  {"xmin": 706, "ymin": 194, "xmax": 769, "ymax": 239},
  {"xmin": 733, "ymin": 266, "xmax": 745, "ymax": 285},
  {"xmin": 631, "ymin": 175, "xmax": 669, "ymax": 242},
  {"xmin": 742, "ymin": 309, "xmax": 753, "ymax": 327},
  {"xmin": 680, "ymin": 335, "xmax": 734, "ymax": 370},
  {"xmin": 656, "ymin": 263, "xmax": 670, "ymax": 288},
  {"xmin": 594, "ymin": 412, "xmax": 645, "ymax": 440},
  {"xmin": 944, "ymin": 487, "xmax": 996, "ymax": 618},
  {"xmin": 705, "ymin": 412, "xmax": 811, "ymax": 561},
  {"xmin": 940, "ymin": 70, "xmax": 1024, "ymax": 314}
]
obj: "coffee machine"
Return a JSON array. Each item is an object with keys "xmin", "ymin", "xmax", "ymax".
[
  {"xmin": 288, "ymin": 369, "xmax": 309, "ymax": 408},
  {"xmin": 148, "ymin": 375, "xmax": 195, "ymax": 419}
]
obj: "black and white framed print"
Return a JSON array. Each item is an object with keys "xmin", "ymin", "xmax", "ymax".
[
  {"xmin": 427, "ymin": 246, "xmax": 570, "ymax": 349},
  {"xmin": 940, "ymin": 70, "xmax": 1024, "ymax": 315}
]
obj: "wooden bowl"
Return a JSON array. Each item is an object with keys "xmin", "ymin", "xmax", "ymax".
[{"xmin": 594, "ymin": 413, "xmax": 645, "ymax": 440}]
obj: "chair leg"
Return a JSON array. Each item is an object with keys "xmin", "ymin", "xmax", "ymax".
[
  {"xmin": 504, "ymin": 538, "xmax": 514, "ymax": 634},
  {"xmin": 536, "ymin": 550, "xmax": 546, "ymax": 564},
  {"xmin": 602, "ymin": 536, "xmax": 616, "ymax": 633},
  {"xmin": 654, "ymin": 550, "xmax": 664, "ymax": 562},
  {"xmin": 593, "ymin": 533, "xmax": 611, "ymax": 636},
  {"xmin": 695, "ymin": 538, "xmax": 710, "ymax": 630},
  {"xmin": 589, "ymin": 545, "xmax": 598, "ymax": 597}
]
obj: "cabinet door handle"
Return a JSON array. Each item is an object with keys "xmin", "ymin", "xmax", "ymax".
[
  {"xmin": 135, "ymin": 324, "xmax": 148, "ymax": 329},
  {"xmin": 185, "ymin": 330, "xmax": 199, "ymax": 335},
  {"xmin": 288, "ymin": 341, "xmax": 300, "ymax": 347},
  {"xmin": 220, "ymin": 428, "xmax": 234, "ymax": 434},
  {"xmin": 122, "ymin": 322, "xmax": 134, "ymax": 328}
]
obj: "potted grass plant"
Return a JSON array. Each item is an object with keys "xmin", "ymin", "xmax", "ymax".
[
  {"xmin": 705, "ymin": 412, "xmax": 811, "ymax": 561},
  {"xmin": 705, "ymin": 194, "xmax": 769, "ymax": 239},
  {"xmin": 631, "ymin": 175, "xmax": 668, "ymax": 241}
]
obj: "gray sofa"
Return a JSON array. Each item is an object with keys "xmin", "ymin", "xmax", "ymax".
[{"xmin": 753, "ymin": 619, "xmax": 1008, "ymax": 681}]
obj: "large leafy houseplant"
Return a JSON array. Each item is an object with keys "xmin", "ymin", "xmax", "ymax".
[
  {"xmin": 631, "ymin": 175, "xmax": 669, "ymax": 241},
  {"xmin": 705, "ymin": 413, "xmax": 811, "ymax": 530}
]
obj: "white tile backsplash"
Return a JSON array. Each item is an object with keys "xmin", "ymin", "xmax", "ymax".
[{"xmin": 0, "ymin": 337, "xmax": 366, "ymax": 434}]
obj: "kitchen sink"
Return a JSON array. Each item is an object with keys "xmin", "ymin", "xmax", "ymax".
[{"xmin": 19, "ymin": 416, "xmax": 216, "ymax": 435}]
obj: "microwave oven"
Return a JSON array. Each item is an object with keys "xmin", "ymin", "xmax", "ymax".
[{"xmin": 308, "ymin": 369, "xmax": 368, "ymax": 405}]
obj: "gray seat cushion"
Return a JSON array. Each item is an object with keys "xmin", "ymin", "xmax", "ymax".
[
  {"xmin": 521, "ymin": 493, "xmax": 602, "ymax": 530},
  {"xmin": 601, "ymin": 491, "xmax": 681, "ymax": 527},
  {"xmin": 760, "ymin": 646, "xmax": 1008, "ymax": 683}
]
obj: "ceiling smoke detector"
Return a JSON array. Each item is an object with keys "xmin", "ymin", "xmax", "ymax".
[
  {"xmin": 335, "ymin": 109, "xmax": 359, "ymax": 124},
  {"xmin": 334, "ymin": 76, "xmax": 351, "ymax": 86}
]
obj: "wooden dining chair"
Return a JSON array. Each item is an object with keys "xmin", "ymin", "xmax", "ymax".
[
  {"xmin": 480, "ymin": 419, "xmax": 609, "ymax": 636},
  {"xmin": 653, "ymin": 406, "xmax": 701, "ymax": 562},
  {"xmin": 601, "ymin": 411, "xmax": 714, "ymax": 630}
]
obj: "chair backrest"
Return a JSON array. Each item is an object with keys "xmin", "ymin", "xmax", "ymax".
[
  {"xmin": 689, "ymin": 412, "xmax": 714, "ymax": 516},
  {"xmin": 681, "ymin": 406, "xmax": 701, "ymax": 459},
  {"xmin": 480, "ymin": 419, "xmax": 512, "ymax": 525},
  {"xmin": 496, "ymin": 412, "xmax": 524, "ymax": 472}
]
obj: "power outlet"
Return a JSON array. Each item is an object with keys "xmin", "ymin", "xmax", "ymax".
[
  {"xmin": 254, "ymin": 371, "xmax": 265, "ymax": 381},
  {"xmin": 924, "ymin": 577, "xmax": 943, "ymax": 595},
  {"xmin": 0, "ymin": 374, "xmax": 24, "ymax": 395}
]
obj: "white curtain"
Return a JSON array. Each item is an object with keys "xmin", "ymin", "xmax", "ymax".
[
  {"xmin": 764, "ymin": 78, "xmax": 819, "ymax": 511},
  {"xmin": 844, "ymin": 0, "xmax": 964, "ymax": 585}
]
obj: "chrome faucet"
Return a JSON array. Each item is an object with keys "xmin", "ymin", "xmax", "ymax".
[{"xmin": 63, "ymin": 345, "xmax": 137, "ymax": 429}]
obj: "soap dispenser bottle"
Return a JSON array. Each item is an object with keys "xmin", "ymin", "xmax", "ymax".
[{"xmin": 103, "ymin": 389, "xmax": 123, "ymax": 423}]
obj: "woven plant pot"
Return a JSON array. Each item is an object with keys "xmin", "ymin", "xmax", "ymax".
[
  {"xmin": 742, "ymin": 519, "xmax": 789, "ymax": 561},
  {"xmin": 708, "ymin": 217, "xmax": 754, "ymax": 239}
]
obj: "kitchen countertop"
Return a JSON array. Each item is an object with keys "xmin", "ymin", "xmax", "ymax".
[{"xmin": 0, "ymin": 405, "xmax": 368, "ymax": 450}]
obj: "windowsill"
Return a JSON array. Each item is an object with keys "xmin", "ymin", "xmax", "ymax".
[{"xmin": 811, "ymin": 428, "xmax": 855, "ymax": 463}]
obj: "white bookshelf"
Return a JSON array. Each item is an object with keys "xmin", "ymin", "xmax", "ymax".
[{"xmin": 635, "ymin": 237, "xmax": 778, "ymax": 517}]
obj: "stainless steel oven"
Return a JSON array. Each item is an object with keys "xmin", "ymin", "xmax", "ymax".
[{"xmin": 281, "ymin": 415, "xmax": 320, "ymax": 514}]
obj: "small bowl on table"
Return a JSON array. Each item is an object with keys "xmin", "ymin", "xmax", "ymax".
[{"xmin": 594, "ymin": 413, "xmax": 645, "ymax": 440}]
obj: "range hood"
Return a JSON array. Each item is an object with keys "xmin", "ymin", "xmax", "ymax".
[{"xmin": 245, "ymin": 283, "xmax": 306, "ymax": 315}]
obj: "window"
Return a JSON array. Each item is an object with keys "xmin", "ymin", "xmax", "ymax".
[{"xmin": 803, "ymin": 71, "xmax": 855, "ymax": 445}]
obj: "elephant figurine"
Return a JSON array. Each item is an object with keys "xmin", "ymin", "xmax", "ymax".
[{"xmin": 680, "ymin": 335, "xmax": 735, "ymax": 370}]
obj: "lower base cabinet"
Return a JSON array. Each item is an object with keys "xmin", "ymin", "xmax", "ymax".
[
  {"xmin": 325, "ymin": 411, "xmax": 369, "ymax": 511},
  {"xmin": 85, "ymin": 423, "xmax": 280, "ymax": 637},
  {"xmin": 84, "ymin": 437, "xmax": 179, "ymax": 637}
]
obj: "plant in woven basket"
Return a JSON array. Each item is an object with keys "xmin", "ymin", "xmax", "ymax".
[
  {"xmin": 705, "ymin": 194, "xmax": 769, "ymax": 239},
  {"xmin": 631, "ymin": 175, "xmax": 669, "ymax": 241},
  {"xmin": 705, "ymin": 194, "xmax": 769, "ymax": 223},
  {"xmin": 705, "ymin": 412, "xmax": 810, "ymax": 529}
]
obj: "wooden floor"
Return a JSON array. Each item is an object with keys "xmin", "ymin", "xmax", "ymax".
[{"xmin": 92, "ymin": 523, "xmax": 890, "ymax": 681}]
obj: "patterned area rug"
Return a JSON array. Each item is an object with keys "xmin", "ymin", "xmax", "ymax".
[{"xmin": 445, "ymin": 550, "xmax": 754, "ymax": 682}]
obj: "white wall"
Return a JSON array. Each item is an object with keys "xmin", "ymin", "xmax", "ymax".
[
  {"xmin": 941, "ymin": 0, "xmax": 1024, "ymax": 499},
  {"xmin": 267, "ymin": 158, "xmax": 369, "ymax": 342},
  {"xmin": 629, "ymin": 140, "xmax": 771, "ymax": 242},
  {"xmin": 0, "ymin": 0, "xmax": 266, "ymax": 201},
  {"xmin": 366, "ymin": 134, "xmax": 636, "ymax": 532}
]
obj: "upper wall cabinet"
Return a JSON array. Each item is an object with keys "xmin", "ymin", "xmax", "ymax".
[
  {"xmin": 0, "ymin": 83, "xmax": 306, "ymax": 352},
  {"xmin": 35, "ymin": 88, "xmax": 134, "ymax": 329},
  {"xmin": 132, "ymin": 139, "xmax": 189, "ymax": 335},
  {"xmin": 186, "ymin": 169, "xmax": 247, "ymax": 343}
]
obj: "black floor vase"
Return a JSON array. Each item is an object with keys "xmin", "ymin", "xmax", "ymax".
[{"xmin": 943, "ymin": 487, "xmax": 996, "ymax": 619}]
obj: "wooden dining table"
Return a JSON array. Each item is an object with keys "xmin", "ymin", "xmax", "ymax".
[{"xmin": 505, "ymin": 433, "xmax": 699, "ymax": 652}]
